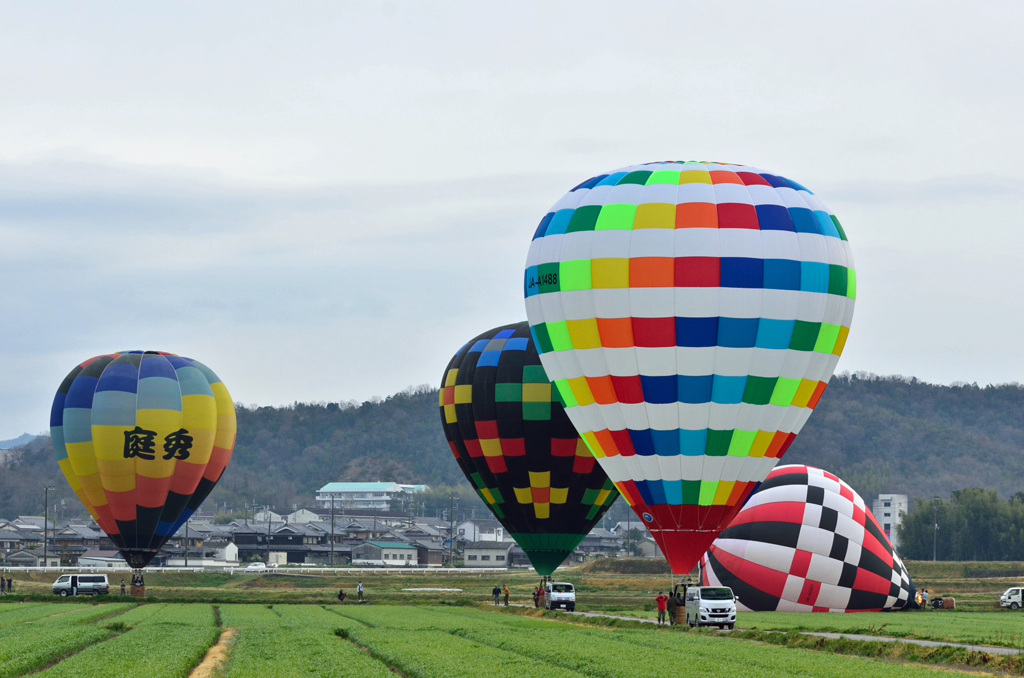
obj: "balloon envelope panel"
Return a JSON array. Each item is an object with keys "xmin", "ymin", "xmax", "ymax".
[
  {"xmin": 523, "ymin": 161, "xmax": 855, "ymax": 574},
  {"xmin": 440, "ymin": 322, "xmax": 618, "ymax": 575},
  {"xmin": 701, "ymin": 465, "xmax": 915, "ymax": 612},
  {"xmin": 51, "ymin": 351, "xmax": 237, "ymax": 568}
]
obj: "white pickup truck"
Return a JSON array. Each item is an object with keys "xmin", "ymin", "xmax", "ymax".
[{"xmin": 1000, "ymin": 587, "xmax": 1022, "ymax": 610}]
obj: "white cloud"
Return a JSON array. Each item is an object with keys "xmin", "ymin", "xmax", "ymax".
[{"xmin": 1, "ymin": 1, "xmax": 1023, "ymax": 438}]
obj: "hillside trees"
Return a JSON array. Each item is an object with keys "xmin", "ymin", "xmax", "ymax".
[{"xmin": 897, "ymin": 491, "xmax": 1024, "ymax": 560}]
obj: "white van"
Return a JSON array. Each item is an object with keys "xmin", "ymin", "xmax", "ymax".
[
  {"xmin": 52, "ymin": 574, "xmax": 110, "ymax": 597},
  {"xmin": 685, "ymin": 586, "xmax": 737, "ymax": 629},
  {"xmin": 544, "ymin": 582, "xmax": 576, "ymax": 611},
  {"xmin": 1000, "ymin": 587, "xmax": 1022, "ymax": 610}
]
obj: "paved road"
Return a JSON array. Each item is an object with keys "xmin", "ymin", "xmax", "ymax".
[
  {"xmin": 551, "ymin": 608, "xmax": 1024, "ymax": 656},
  {"xmin": 800, "ymin": 631, "xmax": 1024, "ymax": 656}
]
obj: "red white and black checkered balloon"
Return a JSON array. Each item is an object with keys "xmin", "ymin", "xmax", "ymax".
[{"xmin": 701, "ymin": 465, "xmax": 916, "ymax": 612}]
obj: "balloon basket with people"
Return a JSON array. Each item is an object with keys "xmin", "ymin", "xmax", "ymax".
[{"xmin": 129, "ymin": 570, "xmax": 146, "ymax": 598}]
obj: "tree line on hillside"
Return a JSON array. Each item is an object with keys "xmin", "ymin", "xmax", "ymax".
[
  {"xmin": 896, "ymin": 489, "xmax": 1024, "ymax": 561},
  {"xmin": 4, "ymin": 374, "xmax": 1024, "ymax": 535}
]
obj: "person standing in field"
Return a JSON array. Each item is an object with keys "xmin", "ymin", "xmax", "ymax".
[
  {"xmin": 492, "ymin": 585, "xmax": 501, "ymax": 605},
  {"xmin": 656, "ymin": 592, "xmax": 669, "ymax": 625},
  {"xmin": 533, "ymin": 587, "xmax": 539, "ymax": 607},
  {"xmin": 120, "ymin": 579, "xmax": 126, "ymax": 596},
  {"xmin": 503, "ymin": 584, "xmax": 510, "ymax": 606},
  {"xmin": 357, "ymin": 581, "xmax": 364, "ymax": 602},
  {"xmin": 5, "ymin": 577, "xmax": 10, "ymax": 594},
  {"xmin": 0, "ymin": 577, "xmax": 5, "ymax": 594},
  {"xmin": 537, "ymin": 586, "xmax": 545, "ymax": 609},
  {"xmin": 666, "ymin": 590, "xmax": 678, "ymax": 625}
]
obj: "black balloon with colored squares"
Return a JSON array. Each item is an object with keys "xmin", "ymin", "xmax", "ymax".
[{"xmin": 440, "ymin": 322, "xmax": 618, "ymax": 575}]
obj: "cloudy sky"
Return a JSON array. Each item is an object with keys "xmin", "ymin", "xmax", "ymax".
[{"xmin": 1, "ymin": 2, "xmax": 1021, "ymax": 440}]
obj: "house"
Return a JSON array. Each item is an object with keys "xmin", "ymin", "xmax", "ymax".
[
  {"xmin": 78, "ymin": 550, "xmax": 127, "ymax": 569},
  {"xmin": 315, "ymin": 482, "xmax": 429, "ymax": 511},
  {"xmin": 4, "ymin": 548, "xmax": 60, "ymax": 568},
  {"xmin": 609, "ymin": 521, "xmax": 651, "ymax": 540},
  {"xmin": 580, "ymin": 528, "xmax": 621, "ymax": 556},
  {"xmin": 164, "ymin": 539, "xmax": 240, "ymax": 568},
  {"xmin": 457, "ymin": 519, "xmax": 509, "ymax": 542},
  {"xmin": 252, "ymin": 509, "xmax": 283, "ymax": 523},
  {"xmin": 635, "ymin": 537, "xmax": 663, "ymax": 559},
  {"xmin": 351, "ymin": 541, "xmax": 419, "ymax": 566},
  {"xmin": 412, "ymin": 541, "xmax": 444, "ymax": 567},
  {"xmin": 463, "ymin": 541, "xmax": 512, "ymax": 568},
  {"xmin": 0, "ymin": 528, "xmax": 26, "ymax": 555},
  {"xmin": 50, "ymin": 524, "xmax": 113, "ymax": 565},
  {"xmin": 285, "ymin": 508, "xmax": 321, "ymax": 524}
]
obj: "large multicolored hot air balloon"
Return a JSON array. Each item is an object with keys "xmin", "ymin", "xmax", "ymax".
[
  {"xmin": 440, "ymin": 322, "xmax": 618, "ymax": 575},
  {"xmin": 524, "ymin": 161, "xmax": 855, "ymax": 574},
  {"xmin": 51, "ymin": 351, "xmax": 236, "ymax": 569},
  {"xmin": 701, "ymin": 465, "xmax": 916, "ymax": 612}
]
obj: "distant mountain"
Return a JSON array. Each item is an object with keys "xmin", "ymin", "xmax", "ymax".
[
  {"xmin": 0, "ymin": 433, "xmax": 36, "ymax": 450},
  {"xmin": 3, "ymin": 375, "xmax": 1024, "ymax": 520}
]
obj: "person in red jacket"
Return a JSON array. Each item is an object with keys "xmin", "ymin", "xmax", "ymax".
[{"xmin": 656, "ymin": 592, "xmax": 669, "ymax": 625}]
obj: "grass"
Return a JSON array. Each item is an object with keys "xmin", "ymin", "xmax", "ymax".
[{"xmin": 0, "ymin": 600, "xmax": 1008, "ymax": 677}]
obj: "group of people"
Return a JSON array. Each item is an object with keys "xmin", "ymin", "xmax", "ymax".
[
  {"xmin": 0, "ymin": 576, "xmax": 12, "ymax": 594},
  {"xmin": 655, "ymin": 587, "xmax": 686, "ymax": 625},
  {"xmin": 531, "ymin": 586, "xmax": 546, "ymax": 608},
  {"xmin": 491, "ymin": 584, "xmax": 510, "ymax": 606},
  {"xmin": 337, "ymin": 580, "xmax": 365, "ymax": 603}
]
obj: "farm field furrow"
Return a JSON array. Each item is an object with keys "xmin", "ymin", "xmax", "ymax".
[
  {"xmin": 221, "ymin": 604, "xmax": 393, "ymax": 678},
  {"xmin": 32, "ymin": 603, "xmax": 218, "ymax": 678},
  {"xmin": 0, "ymin": 601, "xmax": 995, "ymax": 677},
  {"xmin": 739, "ymin": 611, "xmax": 1024, "ymax": 649}
]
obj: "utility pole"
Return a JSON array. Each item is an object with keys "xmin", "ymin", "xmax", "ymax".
[
  {"xmin": 43, "ymin": 485, "xmax": 54, "ymax": 568},
  {"xmin": 330, "ymin": 495, "xmax": 336, "ymax": 568},
  {"xmin": 265, "ymin": 505, "xmax": 272, "ymax": 564},
  {"xmin": 448, "ymin": 494, "xmax": 458, "ymax": 567},
  {"xmin": 626, "ymin": 509, "xmax": 632, "ymax": 557},
  {"xmin": 933, "ymin": 495, "xmax": 940, "ymax": 562}
]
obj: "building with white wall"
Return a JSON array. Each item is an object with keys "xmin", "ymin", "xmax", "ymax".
[
  {"xmin": 316, "ymin": 482, "xmax": 428, "ymax": 511},
  {"xmin": 873, "ymin": 493, "xmax": 909, "ymax": 549}
]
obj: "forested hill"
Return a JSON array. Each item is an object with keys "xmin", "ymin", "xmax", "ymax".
[{"xmin": 3, "ymin": 376, "xmax": 1024, "ymax": 518}]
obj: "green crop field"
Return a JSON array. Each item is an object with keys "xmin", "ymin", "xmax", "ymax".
[{"xmin": 1, "ymin": 600, "xmax": 1017, "ymax": 677}]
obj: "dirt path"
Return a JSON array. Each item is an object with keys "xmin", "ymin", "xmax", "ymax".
[{"xmin": 189, "ymin": 627, "xmax": 237, "ymax": 678}]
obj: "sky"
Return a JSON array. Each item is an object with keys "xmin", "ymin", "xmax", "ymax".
[{"xmin": 1, "ymin": 1, "xmax": 1022, "ymax": 440}]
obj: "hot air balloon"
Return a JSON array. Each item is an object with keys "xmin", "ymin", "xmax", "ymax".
[
  {"xmin": 701, "ymin": 465, "xmax": 916, "ymax": 612},
  {"xmin": 440, "ymin": 322, "xmax": 618, "ymax": 575},
  {"xmin": 524, "ymin": 161, "xmax": 855, "ymax": 574},
  {"xmin": 50, "ymin": 351, "xmax": 236, "ymax": 569}
]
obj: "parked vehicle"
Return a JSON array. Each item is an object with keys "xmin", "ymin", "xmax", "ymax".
[
  {"xmin": 1000, "ymin": 587, "xmax": 1023, "ymax": 610},
  {"xmin": 544, "ymin": 582, "xmax": 576, "ymax": 611},
  {"xmin": 52, "ymin": 574, "xmax": 110, "ymax": 597},
  {"xmin": 685, "ymin": 586, "xmax": 737, "ymax": 629},
  {"xmin": 244, "ymin": 562, "xmax": 267, "ymax": 572}
]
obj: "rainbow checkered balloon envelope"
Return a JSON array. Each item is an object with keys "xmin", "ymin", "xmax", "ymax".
[
  {"xmin": 523, "ymin": 161, "xmax": 855, "ymax": 575},
  {"xmin": 440, "ymin": 322, "xmax": 618, "ymax": 576},
  {"xmin": 701, "ymin": 465, "xmax": 916, "ymax": 612},
  {"xmin": 51, "ymin": 351, "xmax": 237, "ymax": 569}
]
